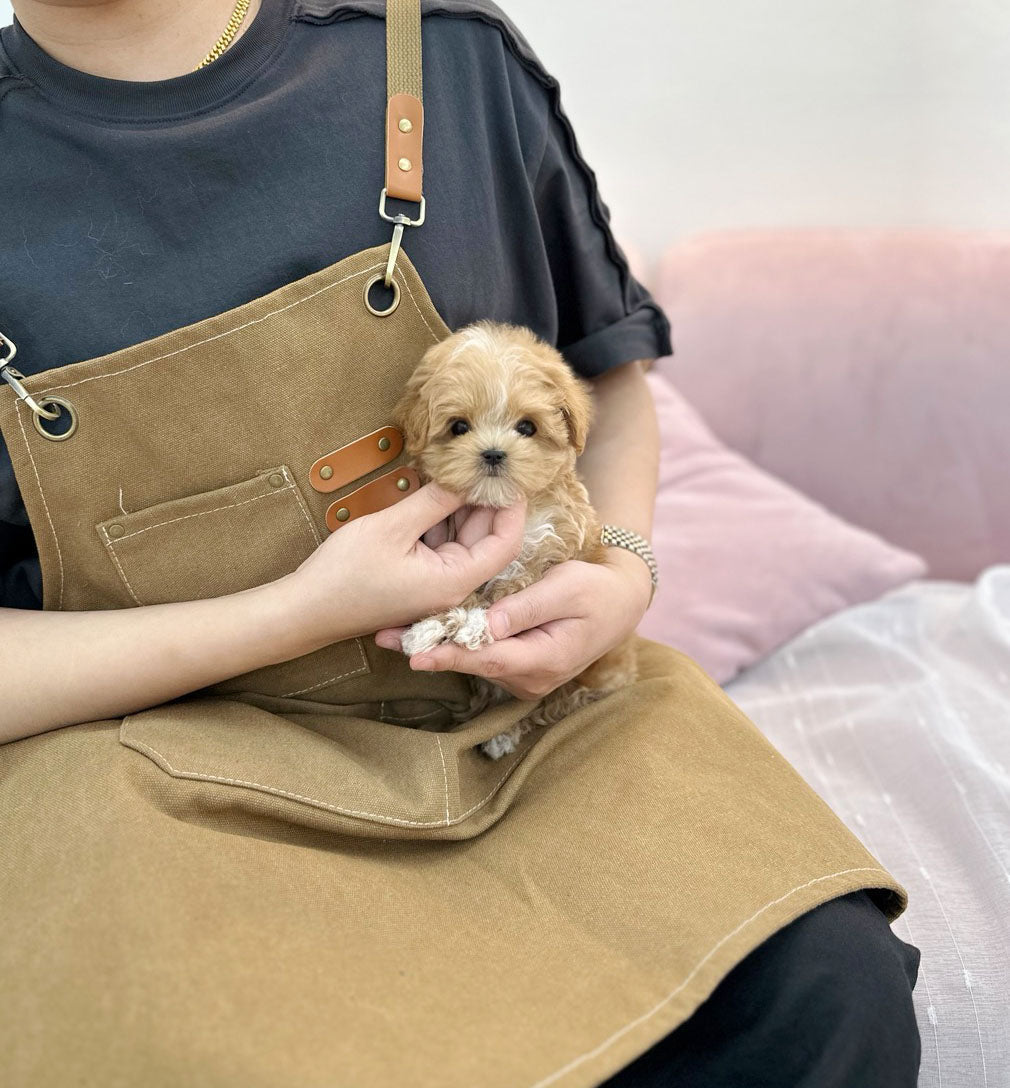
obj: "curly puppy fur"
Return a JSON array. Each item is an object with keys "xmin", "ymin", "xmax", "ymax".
[{"xmin": 393, "ymin": 320, "xmax": 638, "ymax": 758}]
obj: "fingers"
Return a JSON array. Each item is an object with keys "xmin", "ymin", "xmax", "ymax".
[
  {"xmin": 484, "ymin": 566, "xmax": 584, "ymax": 640},
  {"xmin": 409, "ymin": 629, "xmax": 544, "ymax": 683},
  {"xmin": 374, "ymin": 627, "xmax": 406, "ymax": 651},
  {"xmin": 421, "ymin": 518, "xmax": 451, "ymax": 549},
  {"xmin": 408, "ymin": 626, "xmax": 577, "ymax": 701},
  {"xmin": 452, "ymin": 500, "xmax": 527, "ymax": 584},
  {"xmin": 392, "ymin": 481, "xmax": 467, "ymax": 542},
  {"xmin": 453, "ymin": 505, "xmax": 494, "ymax": 548}
]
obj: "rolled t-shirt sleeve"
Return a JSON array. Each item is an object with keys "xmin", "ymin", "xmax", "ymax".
[{"xmin": 528, "ymin": 86, "xmax": 673, "ymax": 377}]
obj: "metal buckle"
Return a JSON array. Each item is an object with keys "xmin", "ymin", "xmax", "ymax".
[
  {"xmin": 378, "ymin": 188, "xmax": 426, "ymax": 227},
  {"xmin": 0, "ymin": 330, "xmax": 62, "ymax": 422},
  {"xmin": 378, "ymin": 188, "xmax": 426, "ymax": 288}
]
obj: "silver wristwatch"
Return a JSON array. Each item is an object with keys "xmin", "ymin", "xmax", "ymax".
[{"xmin": 600, "ymin": 524, "xmax": 659, "ymax": 606}]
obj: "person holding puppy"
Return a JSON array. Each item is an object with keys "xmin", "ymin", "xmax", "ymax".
[{"xmin": 0, "ymin": 2, "xmax": 920, "ymax": 1086}]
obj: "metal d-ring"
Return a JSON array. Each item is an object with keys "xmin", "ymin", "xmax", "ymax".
[
  {"xmin": 31, "ymin": 396, "xmax": 78, "ymax": 441},
  {"xmin": 363, "ymin": 272, "xmax": 401, "ymax": 317}
]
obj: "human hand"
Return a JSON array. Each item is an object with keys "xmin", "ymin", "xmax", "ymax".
[
  {"xmin": 272, "ymin": 483, "xmax": 526, "ymax": 654},
  {"xmin": 374, "ymin": 548, "xmax": 652, "ymax": 700}
]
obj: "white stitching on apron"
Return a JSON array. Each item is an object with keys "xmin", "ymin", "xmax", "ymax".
[
  {"xmin": 38, "ymin": 260, "xmax": 440, "ymax": 394},
  {"xmin": 14, "ymin": 402, "xmax": 65, "ymax": 609},
  {"xmin": 99, "ymin": 532, "xmax": 143, "ymax": 606},
  {"xmin": 397, "ymin": 269, "xmax": 441, "ymax": 344},
  {"xmin": 282, "ymin": 466, "xmax": 323, "ymax": 546},
  {"xmin": 277, "ymin": 638, "xmax": 369, "ymax": 697},
  {"xmin": 103, "ymin": 482, "xmax": 301, "ymax": 543},
  {"xmin": 527, "ymin": 866, "xmax": 898, "ymax": 1088},
  {"xmin": 435, "ymin": 734, "xmax": 451, "ymax": 822},
  {"xmin": 119, "ymin": 727, "xmax": 523, "ymax": 827}
]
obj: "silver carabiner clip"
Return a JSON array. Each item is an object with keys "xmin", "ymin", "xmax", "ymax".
[
  {"xmin": 0, "ymin": 329, "xmax": 61, "ymax": 421},
  {"xmin": 378, "ymin": 188, "xmax": 426, "ymax": 288}
]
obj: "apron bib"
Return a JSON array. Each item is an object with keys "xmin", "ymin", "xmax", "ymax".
[{"xmin": 0, "ymin": 4, "xmax": 907, "ymax": 1085}]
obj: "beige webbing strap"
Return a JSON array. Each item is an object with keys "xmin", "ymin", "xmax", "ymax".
[
  {"xmin": 383, "ymin": 0, "xmax": 424, "ymax": 205},
  {"xmin": 386, "ymin": 0, "xmax": 422, "ymax": 101},
  {"xmin": 374, "ymin": 0, "xmax": 425, "ymax": 295}
]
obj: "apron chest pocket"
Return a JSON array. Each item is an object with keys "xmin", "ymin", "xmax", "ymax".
[{"xmin": 95, "ymin": 465, "xmax": 370, "ymax": 699}]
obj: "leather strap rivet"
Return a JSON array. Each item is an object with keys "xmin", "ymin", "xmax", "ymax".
[
  {"xmin": 267, "ymin": 473, "xmax": 285, "ymax": 488},
  {"xmin": 398, "ymin": 118, "xmax": 413, "ymax": 133},
  {"xmin": 378, "ymin": 436, "xmax": 391, "ymax": 451},
  {"xmin": 335, "ymin": 507, "xmax": 350, "ymax": 522},
  {"xmin": 396, "ymin": 476, "xmax": 411, "ymax": 492},
  {"xmin": 108, "ymin": 523, "xmax": 125, "ymax": 539},
  {"xmin": 319, "ymin": 465, "xmax": 334, "ymax": 480},
  {"xmin": 397, "ymin": 157, "xmax": 412, "ymax": 172}
]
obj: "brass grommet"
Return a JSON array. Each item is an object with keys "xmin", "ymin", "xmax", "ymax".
[
  {"xmin": 396, "ymin": 476, "xmax": 411, "ymax": 492},
  {"xmin": 319, "ymin": 465, "xmax": 334, "ymax": 480},
  {"xmin": 398, "ymin": 117, "xmax": 413, "ymax": 133},
  {"xmin": 107, "ymin": 523, "xmax": 126, "ymax": 539},
  {"xmin": 31, "ymin": 396, "xmax": 78, "ymax": 442},
  {"xmin": 378, "ymin": 436, "xmax": 391, "ymax": 451},
  {"xmin": 335, "ymin": 507, "xmax": 350, "ymax": 522},
  {"xmin": 397, "ymin": 157, "xmax": 412, "ymax": 172},
  {"xmin": 363, "ymin": 273, "xmax": 401, "ymax": 317}
]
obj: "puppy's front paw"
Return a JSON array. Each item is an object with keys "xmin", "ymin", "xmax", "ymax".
[
  {"xmin": 480, "ymin": 730, "xmax": 519, "ymax": 760},
  {"xmin": 447, "ymin": 606, "xmax": 492, "ymax": 650},
  {"xmin": 400, "ymin": 607, "xmax": 493, "ymax": 656},
  {"xmin": 400, "ymin": 617, "xmax": 449, "ymax": 656}
]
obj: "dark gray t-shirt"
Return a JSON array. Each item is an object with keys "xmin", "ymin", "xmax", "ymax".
[{"xmin": 0, "ymin": 0, "xmax": 671, "ymax": 609}]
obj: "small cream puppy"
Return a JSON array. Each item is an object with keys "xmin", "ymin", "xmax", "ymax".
[{"xmin": 393, "ymin": 320, "xmax": 637, "ymax": 759}]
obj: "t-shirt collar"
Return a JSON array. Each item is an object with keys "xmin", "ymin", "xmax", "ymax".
[{"xmin": 1, "ymin": 0, "xmax": 293, "ymax": 123}]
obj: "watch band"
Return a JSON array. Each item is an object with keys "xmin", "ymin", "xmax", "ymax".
[{"xmin": 600, "ymin": 524, "xmax": 659, "ymax": 607}]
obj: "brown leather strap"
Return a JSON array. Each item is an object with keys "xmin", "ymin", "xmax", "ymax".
[
  {"xmin": 308, "ymin": 426, "xmax": 404, "ymax": 493},
  {"xmin": 325, "ymin": 466, "xmax": 421, "ymax": 532},
  {"xmin": 384, "ymin": 0, "xmax": 423, "ymax": 204}
]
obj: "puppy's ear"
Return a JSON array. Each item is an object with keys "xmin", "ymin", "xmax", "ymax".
[
  {"xmin": 559, "ymin": 368, "xmax": 593, "ymax": 455},
  {"xmin": 394, "ymin": 337, "xmax": 450, "ymax": 455},
  {"xmin": 525, "ymin": 336, "xmax": 593, "ymax": 454}
]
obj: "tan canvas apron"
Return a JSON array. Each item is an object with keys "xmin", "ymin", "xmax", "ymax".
[{"xmin": 0, "ymin": 4, "xmax": 907, "ymax": 1086}]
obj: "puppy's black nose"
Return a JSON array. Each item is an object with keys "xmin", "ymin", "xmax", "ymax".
[{"xmin": 481, "ymin": 449, "xmax": 507, "ymax": 466}]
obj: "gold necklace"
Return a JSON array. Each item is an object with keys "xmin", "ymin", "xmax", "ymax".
[{"xmin": 194, "ymin": 0, "xmax": 252, "ymax": 71}]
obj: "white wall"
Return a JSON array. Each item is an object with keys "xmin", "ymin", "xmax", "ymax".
[
  {"xmin": 4, "ymin": 0, "xmax": 1008, "ymax": 261},
  {"xmin": 505, "ymin": 0, "xmax": 1010, "ymax": 260}
]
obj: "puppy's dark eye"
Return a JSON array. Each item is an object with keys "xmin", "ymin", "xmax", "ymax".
[
  {"xmin": 515, "ymin": 419, "xmax": 537, "ymax": 437},
  {"xmin": 449, "ymin": 418, "xmax": 470, "ymax": 437}
]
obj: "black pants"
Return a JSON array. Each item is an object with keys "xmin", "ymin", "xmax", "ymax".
[{"xmin": 602, "ymin": 890, "xmax": 921, "ymax": 1088}]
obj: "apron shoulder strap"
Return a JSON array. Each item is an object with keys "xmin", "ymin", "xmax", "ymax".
[{"xmin": 383, "ymin": 0, "xmax": 423, "ymax": 205}]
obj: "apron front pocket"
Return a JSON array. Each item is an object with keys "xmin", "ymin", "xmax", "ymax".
[
  {"xmin": 119, "ymin": 693, "xmax": 543, "ymax": 840},
  {"xmin": 95, "ymin": 465, "xmax": 371, "ymax": 699}
]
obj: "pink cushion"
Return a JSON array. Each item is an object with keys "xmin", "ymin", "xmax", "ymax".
[
  {"xmin": 651, "ymin": 229, "xmax": 1010, "ymax": 581},
  {"xmin": 637, "ymin": 372, "xmax": 927, "ymax": 683}
]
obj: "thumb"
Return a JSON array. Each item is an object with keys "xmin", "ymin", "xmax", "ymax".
[
  {"xmin": 458, "ymin": 500, "xmax": 527, "ymax": 587},
  {"xmin": 391, "ymin": 481, "xmax": 466, "ymax": 541},
  {"xmin": 485, "ymin": 568, "xmax": 570, "ymax": 639}
]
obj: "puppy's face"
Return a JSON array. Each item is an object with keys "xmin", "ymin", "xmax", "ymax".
[{"xmin": 394, "ymin": 322, "xmax": 592, "ymax": 507}]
